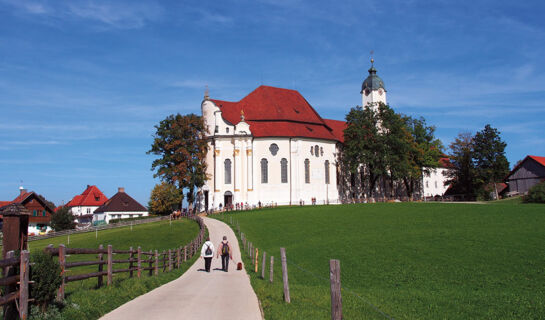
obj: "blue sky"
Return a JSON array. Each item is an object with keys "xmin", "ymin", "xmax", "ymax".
[{"xmin": 1, "ymin": 0, "xmax": 544, "ymax": 206}]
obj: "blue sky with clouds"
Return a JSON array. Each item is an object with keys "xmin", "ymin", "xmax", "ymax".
[{"xmin": 1, "ymin": 0, "xmax": 544, "ymax": 206}]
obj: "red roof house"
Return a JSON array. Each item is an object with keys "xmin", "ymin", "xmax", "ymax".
[
  {"xmin": 0, "ymin": 188, "xmax": 55, "ymax": 233},
  {"xmin": 505, "ymin": 155, "xmax": 545, "ymax": 194},
  {"xmin": 66, "ymin": 185, "xmax": 108, "ymax": 223}
]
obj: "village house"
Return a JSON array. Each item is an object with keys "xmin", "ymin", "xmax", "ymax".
[
  {"xmin": 0, "ymin": 187, "xmax": 54, "ymax": 235},
  {"xmin": 93, "ymin": 187, "xmax": 148, "ymax": 224},
  {"xmin": 65, "ymin": 185, "xmax": 108, "ymax": 224},
  {"xmin": 505, "ymin": 155, "xmax": 545, "ymax": 195}
]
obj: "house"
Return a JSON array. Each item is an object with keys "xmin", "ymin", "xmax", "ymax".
[
  {"xmin": 0, "ymin": 187, "xmax": 54, "ymax": 235},
  {"xmin": 505, "ymin": 155, "xmax": 545, "ymax": 195},
  {"xmin": 423, "ymin": 158, "xmax": 452, "ymax": 198},
  {"xmin": 66, "ymin": 185, "xmax": 108, "ymax": 224},
  {"xmin": 93, "ymin": 187, "xmax": 148, "ymax": 224}
]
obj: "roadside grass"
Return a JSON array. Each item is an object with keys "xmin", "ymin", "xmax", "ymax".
[
  {"xmin": 27, "ymin": 218, "xmax": 201, "ymax": 319},
  {"xmin": 489, "ymin": 196, "xmax": 523, "ymax": 204},
  {"xmin": 216, "ymin": 202, "xmax": 545, "ymax": 319}
]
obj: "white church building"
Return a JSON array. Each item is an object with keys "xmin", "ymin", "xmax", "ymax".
[{"xmin": 200, "ymin": 61, "xmax": 449, "ymax": 211}]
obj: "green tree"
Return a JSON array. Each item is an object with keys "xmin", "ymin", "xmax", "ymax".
[
  {"xmin": 148, "ymin": 182, "xmax": 183, "ymax": 215},
  {"xmin": 147, "ymin": 113, "xmax": 208, "ymax": 210},
  {"xmin": 50, "ymin": 206, "xmax": 75, "ymax": 231},
  {"xmin": 445, "ymin": 132, "xmax": 476, "ymax": 198},
  {"xmin": 30, "ymin": 251, "xmax": 62, "ymax": 311},
  {"xmin": 473, "ymin": 124, "xmax": 510, "ymax": 200}
]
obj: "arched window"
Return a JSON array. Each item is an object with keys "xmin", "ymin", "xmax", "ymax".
[
  {"xmin": 325, "ymin": 160, "xmax": 330, "ymax": 184},
  {"xmin": 224, "ymin": 159, "xmax": 232, "ymax": 184},
  {"xmin": 314, "ymin": 145, "xmax": 319, "ymax": 157},
  {"xmin": 281, "ymin": 158, "xmax": 288, "ymax": 183},
  {"xmin": 304, "ymin": 159, "xmax": 310, "ymax": 183},
  {"xmin": 261, "ymin": 158, "xmax": 268, "ymax": 183}
]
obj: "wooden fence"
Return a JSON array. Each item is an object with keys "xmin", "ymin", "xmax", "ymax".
[
  {"xmin": 0, "ymin": 250, "xmax": 30, "ymax": 320},
  {"xmin": 44, "ymin": 215, "xmax": 206, "ymax": 301}
]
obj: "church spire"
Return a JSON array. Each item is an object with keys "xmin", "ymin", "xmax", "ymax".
[{"xmin": 204, "ymin": 85, "xmax": 210, "ymax": 100}]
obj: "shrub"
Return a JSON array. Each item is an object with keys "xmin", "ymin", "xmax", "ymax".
[
  {"xmin": 524, "ymin": 181, "xmax": 545, "ymax": 203},
  {"xmin": 30, "ymin": 251, "xmax": 62, "ymax": 311}
]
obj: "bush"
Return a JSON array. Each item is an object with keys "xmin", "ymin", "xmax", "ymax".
[
  {"xmin": 50, "ymin": 206, "xmax": 75, "ymax": 231},
  {"xmin": 524, "ymin": 182, "xmax": 545, "ymax": 203},
  {"xmin": 31, "ymin": 251, "xmax": 62, "ymax": 311}
]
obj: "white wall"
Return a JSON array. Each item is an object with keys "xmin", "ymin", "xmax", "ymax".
[{"xmin": 423, "ymin": 168, "xmax": 449, "ymax": 197}]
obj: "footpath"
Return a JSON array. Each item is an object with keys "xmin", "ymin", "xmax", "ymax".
[{"xmin": 101, "ymin": 217, "xmax": 262, "ymax": 320}]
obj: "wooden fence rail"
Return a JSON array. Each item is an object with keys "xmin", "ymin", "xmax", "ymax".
[{"xmin": 0, "ymin": 250, "xmax": 30, "ymax": 319}]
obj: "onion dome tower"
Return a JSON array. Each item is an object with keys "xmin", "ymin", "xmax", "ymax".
[{"xmin": 361, "ymin": 58, "xmax": 387, "ymax": 111}]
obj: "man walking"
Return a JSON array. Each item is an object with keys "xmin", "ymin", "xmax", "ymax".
[
  {"xmin": 200, "ymin": 237, "xmax": 215, "ymax": 272},
  {"xmin": 216, "ymin": 236, "xmax": 233, "ymax": 272}
]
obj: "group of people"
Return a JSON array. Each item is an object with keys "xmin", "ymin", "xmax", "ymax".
[{"xmin": 200, "ymin": 236, "xmax": 233, "ymax": 272}]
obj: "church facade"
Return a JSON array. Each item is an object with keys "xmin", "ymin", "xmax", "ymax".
[{"xmin": 199, "ymin": 62, "xmax": 446, "ymax": 211}]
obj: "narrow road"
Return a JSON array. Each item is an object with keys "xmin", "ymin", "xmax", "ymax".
[{"xmin": 101, "ymin": 217, "xmax": 262, "ymax": 320}]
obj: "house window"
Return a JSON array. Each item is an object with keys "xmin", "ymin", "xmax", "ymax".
[
  {"xmin": 281, "ymin": 158, "xmax": 288, "ymax": 183},
  {"xmin": 261, "ymin": 158, "xmax": 268, "ymax": 183},
  {"xmin": 87, "ymin": 208, "xmax": 91, "ymax": 214},
  {"xmin": 33, "ymin": 210, "xmax": 37, "ymax": 217},
  {"xmin": 325, "ymin": 160, "xmax": 330, "ymax": 184},
  {"xmin": 42, "ymin": 210, "xmax": 46, "ymax": 217},
  {"xmin": 305, "ymin": 159, "xmax": 310, "ymax": 183},
  {"xmin": 224, "ymin": 159, "xmax": 232, "ymax": 184}
]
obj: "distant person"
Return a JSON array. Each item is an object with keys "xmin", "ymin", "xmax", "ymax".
[
  {"xmin": 216, "ymin": 236, "xmax": 233, "ymax": 272},
  {"xmin": 200, "ymin": 237, "xmax": 215, "ymax": 272}
]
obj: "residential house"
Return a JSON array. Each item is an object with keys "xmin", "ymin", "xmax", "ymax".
[
  {"xmin": 66, "ymin": 185, "xmax": 108, "ymax": 224},
  {"xmin": 93, "ymin": 187, "xmax": 148, "ymax": 224},
  {"xmin": 0, "ymin": 187, "xmax": 54, "ymax": 235}
]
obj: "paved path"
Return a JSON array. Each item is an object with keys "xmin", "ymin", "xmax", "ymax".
[{"xmin": 101, "ymin": 217, "xmax": 262, "ymax": 320}]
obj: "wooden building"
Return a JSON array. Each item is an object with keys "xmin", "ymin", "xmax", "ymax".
[
  {"xmin": 0, "ymin": 188, "xmax": 55, "ymax": 235},
  {"xmin": 505, "ymin": 155, "xmax": 545, "ymax": 194}
]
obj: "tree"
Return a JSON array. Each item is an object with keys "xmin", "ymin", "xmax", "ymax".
[
  {"xmin": 472, "ymin": 124, "xmax": 509, "ymax": 200},
  {"xmin": 50, "ymin": 206, "xmax": 75, "ymax": 231},
  {"xmin": 149, "ymin": 182, "xmax": 183, "ymax": 215},
  {"xmin": 445, "ymin": 132, "xmax": 476, "ymax": 198},
  {"xmin": 147, "ymin": 113, "xmax": 208, "ymax": 210}
]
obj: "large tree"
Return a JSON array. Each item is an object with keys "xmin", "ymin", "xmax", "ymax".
[
  {"xmin": 50, "ymin": 206, "xmax": 75, "ymax": 231},
  {"xmin": 148, "ymin": 182, "xmax": 183, "ymax": 215},
  {"xmin": 445, "ymin": 132, "xmax": 476, "ymax": 198},
  {"xmin": 148, "ymin": 113, "xmax": 208, "ymax": 210},
  {"xmin": 472, "ymin": 124, "xmax": 509, "ymax": 199}
]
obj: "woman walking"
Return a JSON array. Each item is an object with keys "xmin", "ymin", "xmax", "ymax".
[{"xmin": 200, "ymin": 237, "xmax": 215, "ymax": 272}]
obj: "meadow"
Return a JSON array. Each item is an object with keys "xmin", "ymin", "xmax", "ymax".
[
  {"xmin": 217, "ymin": 202, "xmax": 545, "ymax": 319},
  {"xmin": 27, "ymin": 218, "xmax": 201, "ymax": 319}
]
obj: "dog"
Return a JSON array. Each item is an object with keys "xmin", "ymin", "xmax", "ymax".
[{"xmin": 237, "ymin": 262, "xmax": 243, "ymax": 270}]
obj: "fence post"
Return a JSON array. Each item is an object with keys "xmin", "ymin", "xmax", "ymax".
[
  {"xmin": 129, "ymin": 246, "xmax": 134, "ymax": 278},
  {"xmin": 4, "ymin": 251, "xmax": 17, "ymax": 319},
  {"xmin": 162, "ymin": 251, "xmax": 167, "ymax": 272},
  {"xmin": 19, "ymin": 250, "xmax": 29, "ymax": 320},
  {"xmin": 255, "ymin": 248, "xmax": 259, "ymax": 273},
  {"xmin": 280, "ymin": 247, "xmax": 290, "ymax": 303},
  {"xmin": 330, "ymin": 259, "xmax": 342, "ymax": 320},
  {"xmin": 137, "ymin": 247, "xmax": 142, "ymax": 278},
  {"xmin": 107, "ymin": 245, "xmax": 113, "ymax": 286},
  {"xmin": 155, "ymin": 250, "xmax": 159, "ymax": 275},
  {"xmin": 184, "ymin": 246, "xmax": 187, "ymax": 262},
  {"xmin": 149, "ymin": 251, "xmax": 153, "ymax": 276},
  {"xmin": 177, "ymin": 247, "xmax": 181, "ymax": 268},
  {"xmin": 57, "ymin": 244, "xmax": 66, "ymax": 301},
  {"xmin": 168, "ymin": 249, "xmax": 173, "ymax": 272},
  {"xmin": 98, "ymin": 244, "xmax": 104, "ymax": 287},
  {"xmin": 270, "ymin": 256, "xmax": 274, "ymax": 283},
  {"xmin": 261, "ymin": 251, "xmax": 266, "ymax": 279}
]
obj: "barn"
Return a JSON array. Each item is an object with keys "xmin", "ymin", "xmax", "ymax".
[{"xmin": 505, "ymin": 155, "xmax": 545, "ymax": 194}]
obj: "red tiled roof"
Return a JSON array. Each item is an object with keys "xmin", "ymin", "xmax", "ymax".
[
  {"xmin": 323, "ymin": 119, "xmax": 347, "ymax": 143},
  {"xmin": 0, "ymin": 201, "xmax": 12, "ymax": 208},
  {"xmin": 210, "ymin": 86, "xmax": 340, "ymax": 141},
  {"xmin": 529, "ymin": 155, "xmax": 545, "ymax": 167},
  {"xmin": 66, "ymin": 185, "xmax": 108, "ymax": 207},
  {"xmin": 11, "ymin": 192, "xmax": 32, "ymax": 204},
  {"xmin": 439, "ymin": 157, "xmax": 453, "ymax": 168}
]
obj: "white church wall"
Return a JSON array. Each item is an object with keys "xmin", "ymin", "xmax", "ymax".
[{"xmin": 423, "ymin": 167, "xmax": 449, "ymax": 197}]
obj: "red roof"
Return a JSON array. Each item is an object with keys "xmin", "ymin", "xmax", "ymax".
[
  {"xmin": 66, "ymin": 185, "xmax": 108, "ymax": 207},
  {"xmin": 210, "ymin": 86, "xmax": 341, "ymax": 141},
  {"xmin": 529, "ymin": 155, "xmax": 545, "ymax": 167},
  {"xmin": 323, "ymin": 119, "xmax": 347, "ymax": 143},
  {"xmin": 0, "ymin": 201, "xmax": 11, "ymax": 208},
  {"xmin": 439, "ymin": 157, "xmax": 454, "ymax": 168},
  {"xmin": 506, "ymin": 155, "xmax": 545, "ymax": 180}
]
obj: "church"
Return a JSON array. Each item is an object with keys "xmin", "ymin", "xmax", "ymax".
[{"xmin": 199, "ymin": 61, "xmax": 447, "ymax": 211}]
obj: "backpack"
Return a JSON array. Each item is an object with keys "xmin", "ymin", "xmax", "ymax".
[
  {"xmin": 221, "ymin": 242, "xmax": 230, "ymax": 255},
  {"xmin": 205, "ymin": 244, "xmax": 212, "ymax": 256}
]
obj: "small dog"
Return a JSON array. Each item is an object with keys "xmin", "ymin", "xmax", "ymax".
[{"xmin": 237, "ymin": 262, "xmax": 243, "ymax": 270}]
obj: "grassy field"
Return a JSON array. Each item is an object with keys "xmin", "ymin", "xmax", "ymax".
[
  {"xmin": 27, "ymin": 218, "xmax": 201, "ymax": 319},
  {"xmin": 216, "ymin": 202, "xmax": 545, "ymax": 319}
]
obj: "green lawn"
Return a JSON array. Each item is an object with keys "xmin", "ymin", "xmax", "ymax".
[
  {"xmin": 216, "ymin": 202, "xmax": 545, "ymax": 319},
  {"xmin": 28, "ymin": 218, "xmax": 201, "ymax": 319}
]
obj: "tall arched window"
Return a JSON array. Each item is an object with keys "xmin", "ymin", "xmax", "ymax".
[
  {"xmin": 261, "ymin": 158, "xmax": 268, "ymax": 183},
  {"xmin": 224, "ymin": 159, "xmax": 232, "ymax": 184},
  {"xmin": 314, "ymin": 145, "xmax": 319, "ymax": 157},
  {"xmin": 281, "ymin": 158, "xmax": 288, "ymax": 183},
  {"xmin": 325, "ymin": 160, "xmax": 330, "ymax": 184},
  {"xmin": 304, "ymin": 159, "xmax": 310, "ymax": 183}
]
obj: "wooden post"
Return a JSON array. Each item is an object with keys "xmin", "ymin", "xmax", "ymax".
[
  {"xmin": 280, "ymin": 247, "xmax": 290, "ymax": 303},
  {"xmin": 254, "ymin": 248, "xmax": 259, "ymax": 273},
  {"xmin": 184, "ymin": 246, "xmax": 187, "ymax": 262},
  {"xmin": 270, "ymin": 256, "xmax": 274, "ymax": 283},
  {"xmin": 98, "ymin": 244, "xmax": 104, "ymax": 287},
  {"xmin": 3, "ymin": 251, "xmax": 17, "ymax": 319},
  {"xmin": 137, "ymin": 246, "xmax": 142, "ymax": 278},
  {"xmin": 177, "ymin": 247, "xmax": 181, "ymax": 268},
  {"xmin": 168, "ymin": 249, "xmax": 173, "ymax": 272},
  {"xmin": 162, "ymin": 250, "xmax": 167, "ymax": 272},
  {"xmin": 129, "ymin": 246, "xmax": 134, "ymax": 278},
  {"xmin": 107, "ymin": 245, "xmax": 113, "ymax": 286},
  {"xmin": 261, "ymin": 251, "xmax": 266, "ymax": 279},
  {"xmin": 19, "ymin": 250, "xmax": 29, "ymax": 320},
  {"xmin": 155, "ymin": 250, "xmax": 159, "ymax": 275},
  {"xmin": 330, "ymin": 259, "xmax": 342, "ymax": 320},
  {"xmin": 57, "ymin": 244, "xmax": 66, "ymax": 301}
]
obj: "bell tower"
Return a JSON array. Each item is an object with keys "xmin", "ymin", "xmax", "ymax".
[{"xmin": 361, "ymin": 58, "xmax": 387, "ymax": 111}]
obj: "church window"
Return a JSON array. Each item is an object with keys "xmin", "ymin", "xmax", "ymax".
[
  {"xmin": 224, "ymin": 159, "xmax": 232, "ymax": 184},
  {"xmin": 226, "ymin": 127, "xmax": 229, "ymax": 133},
  {"xmin": 314, "ymin": 145, "xmax": 319, "ymax": 157},
  {"xmin": 281, "ymin": 158, "xmax": 288, "ymax": 183},
  {"xmin": 325, "ymin": 160, "xmax": 330, "ymax": 184},
  {"xmin": 320, "ymin": 147, "xmax": 324, "ymax": 156},
  {"xmin": 261, "ymin": 158, "xmax": 268, "ymax": 183},
  {"xmin": 426, "ymin": 181, "xmax": 429, "ymax": 188},
  {"xmin": 435, "ymin": 181, "xmax": 438, "ymax": 188},
  {"xmin": 269, "ymin": 143, "xmax": 279, "ymax": 156},
  {"xmin": 215, "ymin": 126, "xmax": 219, "ymax": 133},
  {"xmin": 310, "ymin": 147, "xmax": 313, "ymax": 155},
  {"xmin": 304, "ymin": 159, "xmax": 310, "ymax": 183}
]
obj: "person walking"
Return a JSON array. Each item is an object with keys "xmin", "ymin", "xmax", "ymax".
[
  {"xmin": 216, "ymin": 236, "xmax": 233, "ymax": 272},
  {"xmin": 200, "ymin": 237, "xmax": 215, "ymax": 272}
]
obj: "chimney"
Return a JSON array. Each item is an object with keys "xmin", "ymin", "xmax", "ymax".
[
  {"xmin": 118, "ymin": 187, "xmax": 125, "ymax": 193},
  {"xmin": 19, "ymin": 186, "xmax": 26, "ymax": 195}
]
